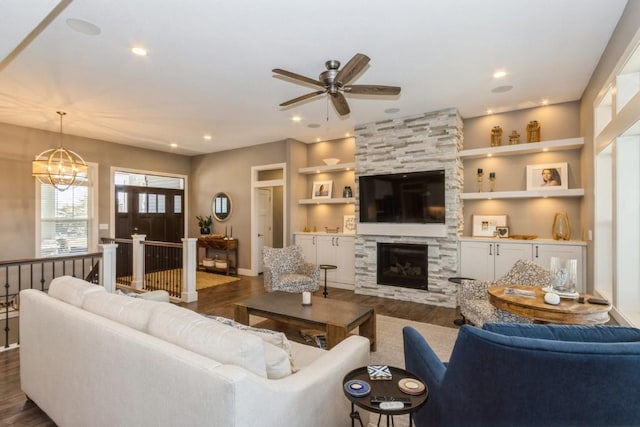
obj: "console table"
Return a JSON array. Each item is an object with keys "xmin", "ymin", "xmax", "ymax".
[{"xmin": 197, "ymin": 236, "xmax": 238, "ymax": 276}]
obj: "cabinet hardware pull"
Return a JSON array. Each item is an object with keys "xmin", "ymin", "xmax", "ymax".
[
  {"xmin": 496, "ymin": 244, "xmax": 500, "ymax": 256},
  {"xmin": 535, "ymin": 246, "xmax": 539, "ymax": 257},
  {"xmin": 489, "ymin": 244, "xmax": 493, "ymax": 256}
]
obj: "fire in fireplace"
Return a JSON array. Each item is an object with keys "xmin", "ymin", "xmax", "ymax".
[{"xmin": 377, "ymin": 243, "xmax": 428, "ymax": 290}]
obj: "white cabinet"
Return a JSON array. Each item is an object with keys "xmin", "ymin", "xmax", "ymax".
[
  {"xmin": 459, "ymin": 240, "xmax": 532, "ymax": 281},
  {"xmin": 459, "ymin": 238, "xmax": 586, "ymax": 292},
  {"xmin": 294, "ymin": 233, "xmax": 355, "ymax": 286},
  {"xmin": 532, "ymin": 243, "xmax": 586, "ymax": 292}
]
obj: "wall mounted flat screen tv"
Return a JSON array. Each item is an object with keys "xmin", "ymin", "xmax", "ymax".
[{"xmin": 359, "ymin": 170, "xmax": 445, "ymax": 224}]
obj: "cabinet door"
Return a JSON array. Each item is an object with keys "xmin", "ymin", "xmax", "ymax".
[
  {"xmin": 533, "ymin": 244, "xmax": 585, "ymax": 292},
  {"xmin": 459, "ymin": 241, "xmax": 495, "ymax": 281},
  {"xmin": 334, "ymin": 236, "xmax": 355, "ymax": 285},
  {"xmin": 493, "ymin": 242, "xmax": 533, "ymax": 280},
  {"xmin": 295, "ymin": 234, "xmax": 317, "ymax": 263},
  {"xmin": 316, "ymin": 236, "xmax": 338, "ymax": 276}
]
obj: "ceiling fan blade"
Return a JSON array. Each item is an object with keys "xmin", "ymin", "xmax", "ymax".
[
  {"xmin": 272, "ymin": 68, "xmax": 325, "ymax": 88},
  {"xmin": 335, "ymin": 53, "xmax": 370, "ymax": 85},
  {"xmin": 345, "ymin": 85, "xmax": 401, "ymax": 95},
  {"xmin": 279, "ymin": 90, "xmax": 325, "ymax": 107},
  {"xmin": 330, "ymin": 92, "xmax": 350, "ymax": 116}
]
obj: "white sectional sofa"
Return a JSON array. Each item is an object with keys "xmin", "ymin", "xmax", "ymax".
[{"xmin": 20, "ymin": 276, "xmax": 370, "ymax": 427}]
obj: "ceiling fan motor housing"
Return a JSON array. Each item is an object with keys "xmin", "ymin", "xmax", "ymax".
[{"xmin": 320, "ymin": 60, "xmax": 342, "ymax": 94}]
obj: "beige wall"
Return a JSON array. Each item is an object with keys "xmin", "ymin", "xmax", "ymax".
[
  {"xmin": 0, "ymin": 121, "xmax": 190, "ymax": 261},
  {"xmin": 190, "ymin": 140, "xmax": 288, "ymax": 270},
  {"xmin": 462, "ymin": 102, "xmax": 582, "ymax": 238},
  {"xmin": 579, "ymin": 1, "xmax": 640, "ymax": 291}
]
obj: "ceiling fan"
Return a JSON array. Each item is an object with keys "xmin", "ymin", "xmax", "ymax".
[{"xmin": 272, "ymin": 53, "xmax": 401, "ymax": 116}]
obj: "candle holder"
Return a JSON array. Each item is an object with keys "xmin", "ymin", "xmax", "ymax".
[
  {"xmin": 477, "ymin": 168, "xmax": 484, "ymax": 192},
  {"xmin": 302, "ymin": 291, "xmax": 312, "ymax": 306},
  {"xmin": 490, "ymin": 126, "xmax": 503, "ymax": 147},
  {"xmin": 489, "ymin": 172, "xmax": 496, "ymax": 192}
]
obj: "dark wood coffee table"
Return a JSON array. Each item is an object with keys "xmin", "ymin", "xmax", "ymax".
[
  {"xmin": 234, "ymin": 291, "xmax": 376, "ymax": 350},
  {"xmin": 488, "ymin": 285, "xmax": 611, "ymax": 324}
]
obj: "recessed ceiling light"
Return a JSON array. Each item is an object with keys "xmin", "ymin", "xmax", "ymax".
[
  {"xmin": 487, "ymin": 109, "xmax": 493, "ymax": 115},
  {"xmin": 384, "ymin": 108, "xmax": 400, "ymax": 114},
  {"xmin": 131, "ymin": 47, "xmax": 148, "ymax": 56},
  {"xmin": 491, "ymin": 85, "xmax": 513, "ymax": 93},
  {"xmin": 316, "ymin": 137, "xmax": 321, "ymax": 142},
  {"xmin": 345, "ymin": 132, "xmax": 351, "ymax": 137},
  {"xmin": 541, "ymin": 99, "xmax": 549, "ymax": 105},
  {"xmin": 292, "ymin": 115, "xmax": 302, "ymax": 122},
  {"xmin": 169, "ymin": 143, "xmax": 178, "ymax": 148},
  {"xmin": 66, "ymin": 18, "xmax": 101, "ymax": 35},
  {"xmin": 203, "ymin": 134, "xmax": 212, "ymax": 140},
  {"xmin": 493, "ymin": 70, "xmax": 507, "ymax": 79},
  {"xmin": 308, "ymin": 123, "xmax": 320, "ymax": 128}
]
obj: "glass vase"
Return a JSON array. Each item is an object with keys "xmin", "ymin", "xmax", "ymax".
[{"xmin": 552, "ymin": 212, "xmax": 571, "ymax": 240}]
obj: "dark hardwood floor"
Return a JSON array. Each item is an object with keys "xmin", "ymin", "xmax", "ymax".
[{"xmin": 0, "ymin": 275, "xmax": 458, "ymax": 426}]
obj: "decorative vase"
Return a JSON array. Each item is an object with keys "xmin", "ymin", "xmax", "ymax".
[
  {"xmin": 343, "ymin": 186, "xmax": 353, "ymax": 198},
  {"xmin": 200, "ymin": 227, "xmax": 211, "ymax": 235},
  {"xmin": 526, "ymin": 120, "xmax": 541, "ymax": 143},
  {"xmin": 552, "ymin": 212, "xmax": 571, "ymax": 240},
  {"xmin": 509, "ymin": 130, "xmax": 520, "ymax": 144},
  {"xmin": 490, "ymin": 126, "xmax": 503, "ymax": 147}
]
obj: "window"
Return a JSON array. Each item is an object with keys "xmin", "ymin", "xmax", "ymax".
[{"xmin": 37, "ymin": 165, "xmax": 97, "ymax": 257}]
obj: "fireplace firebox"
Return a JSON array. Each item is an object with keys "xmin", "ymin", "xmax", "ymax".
[{"xmin": 377, "ymin": 243, "xmax": 428, "ymax": 290}]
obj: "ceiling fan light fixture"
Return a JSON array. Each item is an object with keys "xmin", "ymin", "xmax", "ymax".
[{"xmin": 32, "ymin": 111, "xmax": 88, "ymax": 192}]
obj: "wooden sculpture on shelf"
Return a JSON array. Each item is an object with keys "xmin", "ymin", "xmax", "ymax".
[{"xmin": 509, "ymin": 130, "xmax": 521, "ymax": 144}]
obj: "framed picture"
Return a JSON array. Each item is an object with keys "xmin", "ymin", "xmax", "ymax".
[
  {"xmin": 526, "ymin": 162, "xmax": 568, "ymax": 190},
  {"xmin": 472, "ymin": 214, "xmax": 507, "ymax": 237},
  {"xmin": 343, "ymin": 214, "xmax": 356, "ymax": 234},
  {"xmin": 495, "ymin": 226, "xmax": 510, "ymax": 238},
  {"xmin": 311, "ymin": 180, "xmax": 332, "ymax": 199}
]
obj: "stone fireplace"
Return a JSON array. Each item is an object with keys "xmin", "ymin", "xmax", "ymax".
[
  {"xmin": 353, "ymin": 108, "xmax": 463, "ymax": 308},
  {"xmin": 377, "ymin": 243, "xmax": 428, "ymax": 290}
]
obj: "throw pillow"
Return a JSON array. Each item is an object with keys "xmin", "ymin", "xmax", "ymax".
[{"xmin": 207, "ymin": 315, "xmax": 298, "ymax": 374}]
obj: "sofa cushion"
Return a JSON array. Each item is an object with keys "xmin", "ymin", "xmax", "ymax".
[
  {"xmin": 206, "ymin": 315, "xmax": 294, "ymax": 378},
  {"xmin": 82, "ymin": 292, "xmax": 159, "ymax": 332},
  {"xmin": 148, "ymin": 304, "xmax": 268, "ymax": 378},
  {"xmin": 48, "ymin": 276, "xmax": 106, "ymax": 307}
]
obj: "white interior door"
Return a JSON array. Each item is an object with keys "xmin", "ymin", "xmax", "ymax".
[{"xmin": 257, "ymin": 188, "xmax": 273, "ymax": 273}]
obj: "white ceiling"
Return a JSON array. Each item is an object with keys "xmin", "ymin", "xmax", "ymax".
[{"xmin": 0, "ymin": 0, "xmax": 628, "ymax": 156}]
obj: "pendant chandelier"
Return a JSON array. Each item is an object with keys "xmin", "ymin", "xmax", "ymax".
[{"xmin": 32, "ymin": 111, "xmax": 88, "ymax": 191}]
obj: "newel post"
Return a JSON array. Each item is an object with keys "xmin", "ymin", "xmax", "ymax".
[
  {"xmin": 182, "ymin": 237, "xmax": 198, "ymax": 302},
  {"xmin": 131, "ymin": 234, "xmax": 146, "ymax": 291},
  {"xmin": 99, "ymin": 242, "xmax": 118, "ymax": 293}
]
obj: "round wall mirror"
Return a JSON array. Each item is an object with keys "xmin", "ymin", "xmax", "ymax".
[{"xmin": 212, "ymin": 192, "xmax": 232, "ymax": 221}]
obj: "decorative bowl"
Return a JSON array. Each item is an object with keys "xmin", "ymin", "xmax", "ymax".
[
  {"xmin": 322, "ymin": 158, "xmax": 340, "ymax": 166},
  {"xmin": 325, "ymin": 227, "xmax": 340, "ymax": 233}
]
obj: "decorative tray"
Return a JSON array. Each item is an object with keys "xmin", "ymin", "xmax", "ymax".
[{"xmin": 509, "ymin": 234, "xmax": 538, "ymax": 240}]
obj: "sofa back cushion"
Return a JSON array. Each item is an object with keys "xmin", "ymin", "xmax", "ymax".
[
  {"xmin": 148, "ymin": 304, "xmax": 268, "ymax": 378},
  {"xmin": 48, "ymin": 276, "xmax": 106, "ymax": 307},
  {"xmin": 82, "ymin": 292, "xmax": 159, "ymax": 332}
]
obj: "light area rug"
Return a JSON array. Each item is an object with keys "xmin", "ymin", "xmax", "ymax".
[
  {"xmin": 366, "ymin": 315, "xmax": 458, "ymax": 427},
  {"xmin": 196, "ymin": 271, "xmax": 240, "ymax": 290}
]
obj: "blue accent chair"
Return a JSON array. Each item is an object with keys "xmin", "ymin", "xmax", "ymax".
[{"xmin": 403, "ymin": 323, "xmax": 640, "ymax": 426}]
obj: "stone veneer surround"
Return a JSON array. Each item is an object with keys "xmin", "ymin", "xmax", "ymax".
[{"xmin": 354, "ymin": 108, "xmax": 463, "ymax": 307}]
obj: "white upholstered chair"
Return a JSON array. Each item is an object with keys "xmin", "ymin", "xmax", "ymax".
[
  {"xmin": 460, "ymin": 259, "xmax": 552, "ymax": 327},
  {"xmin": 262, "ymin": 245, "xmax": 320, "ymax": 293}
]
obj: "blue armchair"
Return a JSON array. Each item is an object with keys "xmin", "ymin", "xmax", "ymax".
[{"xmin": 403, "ymin": 323, "xmax": 640, "ymax": 426}]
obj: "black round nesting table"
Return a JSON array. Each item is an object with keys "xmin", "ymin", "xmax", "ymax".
[
  {"xmin": 343, "ymin": 366, "xmax": 428, "ymax": 427},
  {"xmin": 319, "ymin": 264, "xmax": 337, "ymax": 298}
]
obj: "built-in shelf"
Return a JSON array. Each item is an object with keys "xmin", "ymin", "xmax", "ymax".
[
  {"xmin": 298, "ymin": 162, "xmax": 355, "ymax": 175},
  {"xmin": 459, "ymin": 137, "xmax": 584, "ymax": 159},
  {"xmin": 461, "ymin": 188, "xmax": 584, "ymax": 200},
  {"xmin": 298, "ymin": 197, "xmax": 355, "ymax": 205}
]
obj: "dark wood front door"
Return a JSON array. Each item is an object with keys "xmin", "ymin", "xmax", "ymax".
[{"xmin": 115, "ymin": 185, "xmax": 184, "ymax": 242}]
